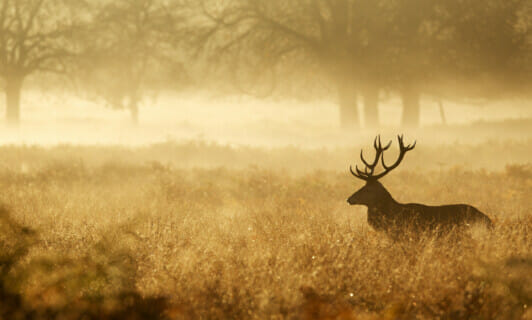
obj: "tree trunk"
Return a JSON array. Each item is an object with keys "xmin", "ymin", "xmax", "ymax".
[
  {"xmin": 129, "ymin": 100, "xmax": 139, "ymax": 125},
  {"xmin": 400, "ymin": 86, "xmax": 421, "ymax": 128},
  {"xmin": 5, "ymin": 77, "xmax": 23, "ymax": 125},
  {"xmin": 337, "ymin": 79, "xmax": 359, "ymax": 128},
  {"xmin": 438, "ymin": 100, "xmax": 447, "ymax": 125},
  {"xmin": 362, "ymin": 86, "xmax": 379, "ymax": 128}
]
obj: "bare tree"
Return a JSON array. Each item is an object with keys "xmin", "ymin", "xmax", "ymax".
[
  {"xmin": 0, "ymin": 0, "xmax": 84, "ymax": 125},
  {"xmin": 76, "ymin": 0, "xmax": 186, "ymax": 124},
  {"xmin": 196, "ymin": 0, "xmax": 390, "ymax": 129},
  {"xmin": 443, "ymin": 0, "xmax": 531, "ymax": 100},
  {"xmin": 385, "ymin": 0, "xmax": 531, "ymax": 127},
  {"xmin": 377, "ymin": 0, "xmax": 444, "ymax": 128}
]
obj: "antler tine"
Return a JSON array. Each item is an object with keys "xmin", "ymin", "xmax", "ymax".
[
  {"xmin": 373, "ymin": 135, "xmax": 380, "ymax": 150},
  {"xmin": 381, "ymin": 153, "xmax": 390, "ymax": 170},
  {"xmin": 351, "ymin": 135, "xmax": 414, "ymax": 182},
  {"xmin": 360, "ymin": 150, "xmax": 372, "ymax": 168},
  {"xmin": 382, "ymin": 140, "xmax": 392, "ymax": 151},
  {"xmin": 374, "ymin": 135, "xmax": 416, "ymax": 179},
  {"xmin": 360, "ymin": 139, "xmax": 382, "ymax": 172},
  {"xmin": 371, "ymin": 136, "xmax": 393, "ymax": 173},
  {"xmin": 350, "ymin": 165, "xmax": 368, "ymax": 180},
  {"xmin": 398, "ymin": 134, "xmax": 416, "ymax": 151},
  {"xmin": 356, "ymin": 165, "xmax": 368, "ymax": 177},
  {"xmin": 375, "ymin": 135, "xmax": 392, "ymax": 151}
]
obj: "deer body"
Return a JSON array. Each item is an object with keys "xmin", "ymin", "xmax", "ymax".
[{"xmin": 347, "ymin": 136, "xmax": 493, "ymax": 236}]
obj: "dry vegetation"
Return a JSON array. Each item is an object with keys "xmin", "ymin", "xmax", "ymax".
[{"xmin": 0, "ymin": 142, "xmax": 531, "ymax": 319}]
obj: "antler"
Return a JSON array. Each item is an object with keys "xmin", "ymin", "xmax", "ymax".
[
  {"xmin": 350, "ymin": 135, "xmax": 391, "ymax": 180},
  {"xmin": 350, "ymin": 135, "xmax": 416, "ymax": 181}
]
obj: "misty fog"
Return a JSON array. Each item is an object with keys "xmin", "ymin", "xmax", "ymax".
[
  {"xmin": 0, "ymin": 1, "xmax": 531, "ymax": 319},
  {"xmin": 0, "ymin": 90, "xmax": 530, "ymax": 147},
  {"xmin": 0, "ymin": 0, "xmax": 529, "ymax": 149}
]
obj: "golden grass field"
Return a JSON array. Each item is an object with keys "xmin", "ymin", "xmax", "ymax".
[{"xmin": 0, "ymin": 141, "xmax": 531, "ymax": 319}]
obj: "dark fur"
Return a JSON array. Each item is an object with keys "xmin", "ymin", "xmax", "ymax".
[{"xmin": 348, "ymin": 181, "xmax": 493, "ymax": 235}]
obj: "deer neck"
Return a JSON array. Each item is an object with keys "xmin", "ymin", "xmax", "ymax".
[
  {"xmin": 366, "ymin": 195, "xmax": 401, "ymax": 232},
  {"xmin": 368, "ymin": 189, "xmax": 400, "ymax": 215}
]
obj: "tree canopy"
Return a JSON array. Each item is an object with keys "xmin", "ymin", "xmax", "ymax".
[
  {"xmin": 0, "ymin": 0, "xmax": 529, "ymax": 127},
  {"xmin": 0, "ymin": 0, "xmax": 86, "ymax": 124}
]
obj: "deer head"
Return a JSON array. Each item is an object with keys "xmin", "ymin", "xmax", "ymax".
[{"xmin": 347, "ymin": 135, "xmax": 416, "ymax": 207}]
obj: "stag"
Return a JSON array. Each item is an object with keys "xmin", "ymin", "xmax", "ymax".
[{"xmin": 347, "ymin": 135, "xmax": 493, "ymax": 236}]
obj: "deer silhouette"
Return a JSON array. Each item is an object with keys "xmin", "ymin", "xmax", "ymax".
[{"xmin": 347, "ymin": 135, "xmax": 493, "ymax": 236}]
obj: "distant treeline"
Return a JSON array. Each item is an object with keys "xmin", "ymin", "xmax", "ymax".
[{"xmin": 0, "ymin": 0, "xmax": 530, "ymax": 126}]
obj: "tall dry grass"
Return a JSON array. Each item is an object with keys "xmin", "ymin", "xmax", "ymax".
[
  {"xmin": 0, "ymin": 139, "xmax": 530, "ymax": 172},
  {"xmin": 0, "ymin": 144, "xmax": 530, "ymax": 319}
]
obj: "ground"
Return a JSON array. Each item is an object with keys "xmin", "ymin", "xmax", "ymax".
[{"xmin": 0, "ymin": 142, "xmax": 530, "ymax": 319}]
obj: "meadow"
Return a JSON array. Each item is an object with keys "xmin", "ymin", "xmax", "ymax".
[{"xmin": 0, "ymin": 140, "xmax": 530, "ymax": 319}]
